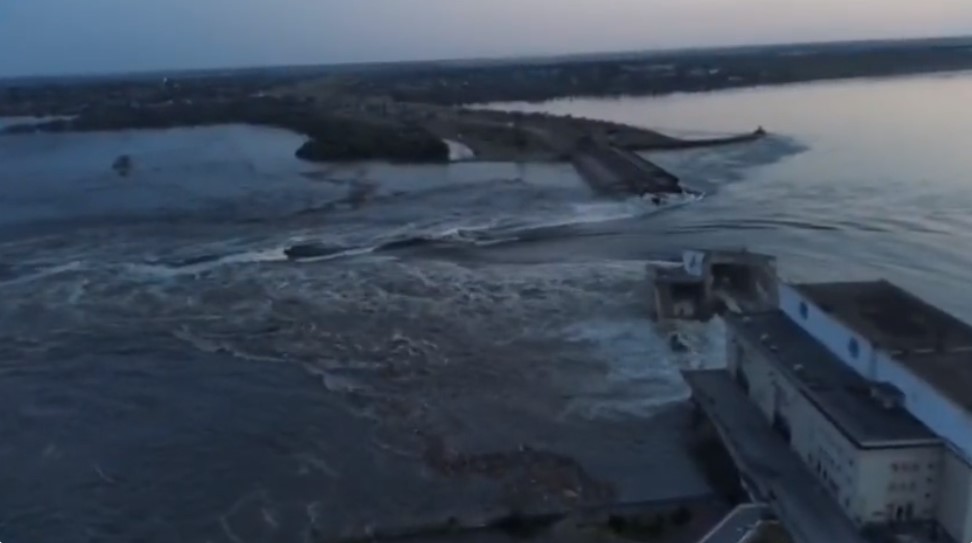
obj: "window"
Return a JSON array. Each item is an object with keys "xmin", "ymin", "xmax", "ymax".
[
  {"xmin": 848, "ymin": 338, "xmax": 860, "ymax": 358},
  {"xmin": 799, "ymin": 301, "xmax": 809, "ymax": 319}
]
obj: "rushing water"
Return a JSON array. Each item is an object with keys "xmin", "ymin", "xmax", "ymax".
[{"xmin": 3, "ymin": 72, "xmax": 972, "ymax": 541}]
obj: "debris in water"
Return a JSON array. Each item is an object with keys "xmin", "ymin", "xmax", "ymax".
[
  {"xmin": 669, "ymin": 333, "xmax": 689, "ymax": 353},
  {"xmin": 112, "ymin": 155, "xmax": 133, "ymax": 177}
]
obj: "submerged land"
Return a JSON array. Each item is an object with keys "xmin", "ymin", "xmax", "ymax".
[{"xmin": 3, "ymin": 35, "xmax": 972, "ymax": 182}]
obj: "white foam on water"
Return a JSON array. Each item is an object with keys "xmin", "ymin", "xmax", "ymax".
[
  {"xmin": 216, "ymin": 247, "xmax": 289, "ymax": 265},
  {"xmin": 443, "ymin": 139, "xmax": 476, "ymax": 162},
  {"xmin": 124, "ymin": 247, "xmax": 304, "ymax": 278},
  {"xmin": 0, "ymin": 261, "xmax": 85, "ymax": 289},
  {"xmin": 559, "ymin": 315, "xmax": 726, "ymax": 420},
  {"xmin": 644, "ymin": 259, "xmax": 683, "ymax": 268},
  {"xmin": 297, "ymin": 246, "xmax": 377, "ymax": 263},
  {"xmin": 523, "ymin": 190, "xmax": 706, "ymax": 232}
]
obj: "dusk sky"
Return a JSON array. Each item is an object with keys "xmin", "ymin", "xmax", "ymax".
[{"xmin": 2, "ymin": 0, "xmax": 971, "ymax": 76}]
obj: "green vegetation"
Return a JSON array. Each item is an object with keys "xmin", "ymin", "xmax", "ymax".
[
  {"xmin": 2, "ymin": 98, "xmax": 449, "ymax": 163},
  {"xmin": 295, "ymin": 124, "xmax": 448, "ymax": 162},
  {"xmin": 346, "ymin": 38, "xmax": 972, "ymax": 105}
]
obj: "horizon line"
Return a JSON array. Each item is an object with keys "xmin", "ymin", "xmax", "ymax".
[{"xmin": 3, "ymin": 33, "xmax": 971, "ymax": 83}]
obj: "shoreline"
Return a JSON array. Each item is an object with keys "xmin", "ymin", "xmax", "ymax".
[{"xmin": 0, "ymin": 98, "xmax": 766, "ymax": 167}]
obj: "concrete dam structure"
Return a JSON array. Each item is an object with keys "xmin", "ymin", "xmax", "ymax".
[{"xmin": 571, "ymin": 141, "xmax": 685, "ymax": 198}]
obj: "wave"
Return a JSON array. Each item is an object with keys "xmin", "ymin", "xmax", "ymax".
[
  {"xmin": 0, "ymin": 261, "xmax": 85, "ymax": 288},
  {"xmin": 282, "ymin": 228, "xmax": 514, "ymax": 262},
  {"xmin": 283, "ymin": 196, "xmax": 686, "ymax": 261},
  {"xmin": 559, "ymin": 316, "xmax": 727, "ymax": 419},
  {"xmin": 115, "ymin": 188, "xmax": 707, "ymax": 276},
  {"xmin": 443, "ymin": 139, "xmax": 475, "ymax": 161}
]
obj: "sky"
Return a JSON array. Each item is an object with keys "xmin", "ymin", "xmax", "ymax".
[{"xmin": 1, "ymin": 0, "xmax": 971, "ymax": 77}]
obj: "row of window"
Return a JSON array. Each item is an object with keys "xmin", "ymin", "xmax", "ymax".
[{"xmin": 891, "ymin": 461, "xmax": 935, "ymax": 473}]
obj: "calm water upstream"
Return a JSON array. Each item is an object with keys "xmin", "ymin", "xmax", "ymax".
[
  {"xmin": 489, "ymin": 71, "xmax": 972, "ymax": 316},
  {"xmin": 2, "ymin": 71, "xmax": 972, "ymax": 541}
]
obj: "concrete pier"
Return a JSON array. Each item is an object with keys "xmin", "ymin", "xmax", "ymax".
[{"xmin": 571, "ymin": 141, "xmax": 682, "ymax": 197}]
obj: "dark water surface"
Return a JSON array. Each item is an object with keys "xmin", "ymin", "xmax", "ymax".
[
  {"xmin": 3, "ymin": 72, "xmax": 972, "ymax": 541},
  {"xmin": 0, "ymin": 125, "xmax": 715, "ymax": 542}
]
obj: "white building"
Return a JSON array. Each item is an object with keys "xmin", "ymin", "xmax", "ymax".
[{"xmin": 726, "ymin": 279, "xmax": 972, "ymax": 542}]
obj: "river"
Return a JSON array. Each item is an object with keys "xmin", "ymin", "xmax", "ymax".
[
  {"xmin": 488, "ymin": 71, "xmax": 972, "ymax": 317},
  {"xmin": 2, "ymin": 71, "xmax": 971, "ymax": 541}
]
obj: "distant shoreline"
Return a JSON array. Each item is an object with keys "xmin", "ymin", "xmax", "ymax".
[
  {"xmin": 11, "ymin": 35, "xmax": 966, "ymax": 165},
  {"xmin": 2, "ymin": 34, "xmax": 970, "ymax": 85}
]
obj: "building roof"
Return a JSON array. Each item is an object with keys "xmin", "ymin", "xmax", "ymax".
[
  {"xmin": 897, "ymin": 351, "xmax": 972, "ymax": 413},
  {"xmin": 794, "ymin": 280, "xmax": 972, "ymax": 413},
  {"xmin": 794, "ymin": 281, "xmax": 972, "ymax": 354},
  {"xmin": 727, "ymin": 311, "xmax": 938, "ymax": 448}
]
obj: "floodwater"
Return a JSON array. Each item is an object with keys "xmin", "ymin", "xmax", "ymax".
[{"xmin": 3, "ymin": 71, "xmax": 972, "ymax": 541}]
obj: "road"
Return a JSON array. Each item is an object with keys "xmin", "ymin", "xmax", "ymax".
[
  {"xmin": 699, "ymin": 504, "xmax": 769, "ymax": 543},
  {"xmin": 683, "ymin": 370, "xmax": 869, "ymax": 543}
]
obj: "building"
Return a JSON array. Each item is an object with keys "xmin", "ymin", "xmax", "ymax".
[
  {"xmin": 648, "ymin": 249, "xmax": 777, "ymax": 320},
  {"xmin": 726, "ymin": 278, "xmax": 972, "ymax": 541}
]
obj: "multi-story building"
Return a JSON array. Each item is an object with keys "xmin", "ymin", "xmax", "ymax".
[{"xmin": 725, "ymin": 279, "xmax": 972, "ymax": 541}]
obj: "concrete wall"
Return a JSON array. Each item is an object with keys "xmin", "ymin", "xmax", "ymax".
[
  {"xmin": 651, "ymin": 286, "xmax": 667, "ymax": 319},
  {"xmin": 789, "ymin": 385, "xmax": 860, "ymax": 518},
  {"xmin": 778, "ymin": 284, "xmax": 878, "ymax": 378},
  {"xmin": 732, "ymin": 326, "xmax": 943, "ymax": 527},
  {"xmin": 779, "ymin": 284, "xmax": 972, "ymax": 462},
  {"xmin": 733, "ymin": 332, "xmax": 853, "ymax": 513},
  {"xmin": 683, "ymin": 250, "xmax": 706, "ymax": 277},
  {"xmin": 672, "ymin": 299, "xmax": 696, "ymax": 318},
  {"xmin": 938, "ymin": 448, "xmax": 972, "ymax": 543},
  {"xmin": 732, "ymin": 334, "xmax": 778, "ymax": 421},
  {"xmin": 854, "ymin": 447, "xmax": 942, "ymax": 525},
  {"xmin": 870, "ymin": 350, "xmax": 972, "ymax": 468}
]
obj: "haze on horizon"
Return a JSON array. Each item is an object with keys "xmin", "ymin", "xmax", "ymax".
[{"xmin": 1, "ymin": 0, "xmax": 971, "ymax": 77}]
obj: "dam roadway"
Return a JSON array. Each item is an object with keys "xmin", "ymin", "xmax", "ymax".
[{"xmin": 571, "ymin": 141, "xmax": 685, "ymax": 197}]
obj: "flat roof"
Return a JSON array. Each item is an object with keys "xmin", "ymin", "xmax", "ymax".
[
  {"xmin": 794, "ymin": 281, "xmax": 972, "ymax": 354},
  {"xmin": 898, "ymin": 351, "xmax": 972, "ymax": 413},
  {"xmin": 728, "ymin": 311, "xmax": 938, "ymax": 448}
]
